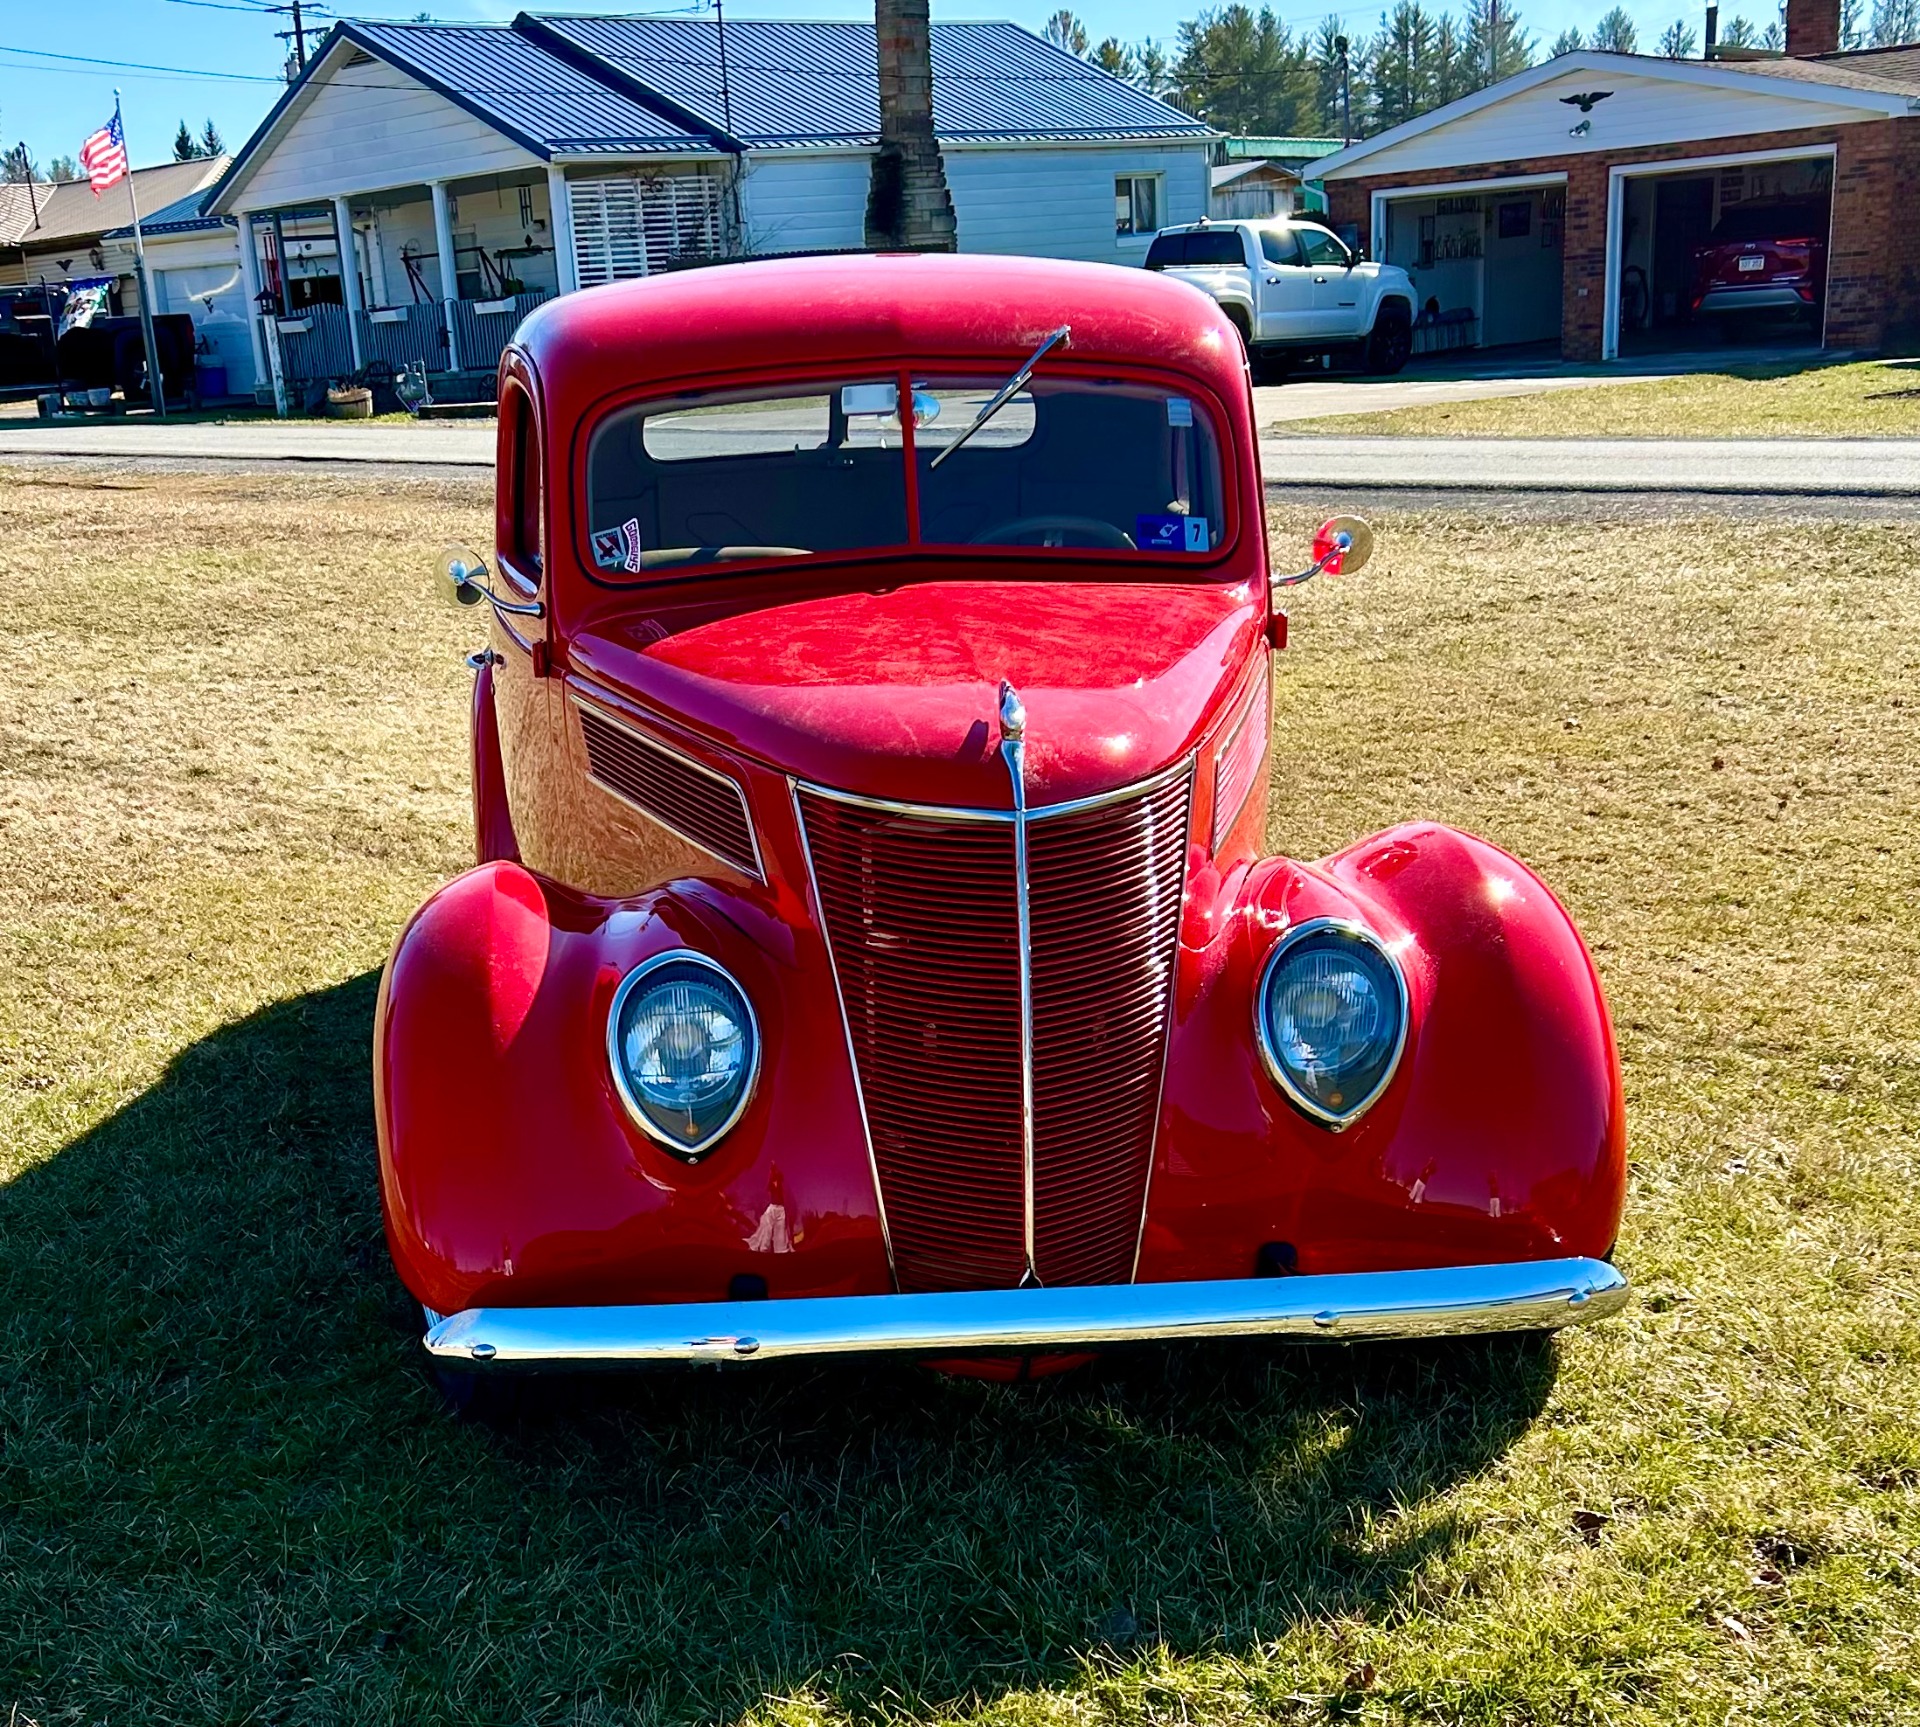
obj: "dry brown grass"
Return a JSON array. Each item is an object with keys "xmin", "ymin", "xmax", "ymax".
[{"xmin": 1, "ymin": 466, "xmax": 1917, "ymax": 1724}]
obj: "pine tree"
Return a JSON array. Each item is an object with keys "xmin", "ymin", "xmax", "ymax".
[
  {"xmin": 1370, "ymin": 1, "xmax": 1440, "ymax": 128},
  {"xmin": 1312, "ymin": 16, "xmax": 1369, "ymax": 135},
  {"xmin": 1, "ymin": 142, "xmax": 34, "ymax": 183},
  {"xmin": 1549, "ymin": 26, "xmax": 1584, "ymax": 52},
  {"xmin": 1134, "ymin": 38, "xmax": 1173, "ymax": 94},
  {"xmin": 1657, "ymin": 17, "xmax": 1699, "ymax": 53},
  {"xmin": 173, "ymin": 119, "xmax": 199, "ymax": 161},
  {"xmin": 1590, "ymin": 5, "xmax": 1638, "ymax": 50},
  {"xmin": 1174, "ymin": 6, "xmax": 1320, "ymax": 135},
  {"xmin": 1042, "ymin": 10, "xmax": 1090, "ymax": 55},
  {"xmin": 48, "ymin": 153, "xmax": 76, "ymax": 181},
  {"xmin": 200, "ymin": 119, "xmax": 225, "ymax": 156},
  {"xmin": 1718, "ymin": 12, "xmax": 1760, "ymax": 42}
]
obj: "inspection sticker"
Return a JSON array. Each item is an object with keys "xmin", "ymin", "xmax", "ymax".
[{"xmin": 1136, "ymin": 514, "xmax": 1209, "ymax": 552}]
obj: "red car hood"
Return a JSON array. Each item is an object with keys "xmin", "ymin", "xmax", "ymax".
[{"xmin": 567, "ymin": 575, "xmax": 1264, "ymax": 808}]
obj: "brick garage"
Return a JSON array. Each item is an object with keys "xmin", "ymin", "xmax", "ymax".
[{"xmin": 1314, "ymin": 0, "xmax": 1920, "ymax": 362}]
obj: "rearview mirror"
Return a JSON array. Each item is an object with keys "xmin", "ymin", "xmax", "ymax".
[{"xmin": 1312, "ymin": 515, "xmax": 1374, "ymax": 576}]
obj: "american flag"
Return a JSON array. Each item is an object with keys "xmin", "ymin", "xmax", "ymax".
[{"xmin": 79, "ymin": 114, "xmax": 129, "ymax": 196}]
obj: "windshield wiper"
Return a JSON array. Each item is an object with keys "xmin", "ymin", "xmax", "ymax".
[{"xmin": 928, "ymin": 325, "xmax": 1071, "ymax": 470}]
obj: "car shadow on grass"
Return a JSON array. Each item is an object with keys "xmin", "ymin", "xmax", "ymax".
[{"xmin": 0, "ymin": 973, "xmax": 1558, "ymax": 1722}]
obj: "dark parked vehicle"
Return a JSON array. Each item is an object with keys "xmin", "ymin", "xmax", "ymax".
[{"xmin": 1690, "ymin": 200, "xmax": 1828, "ymax": 329}]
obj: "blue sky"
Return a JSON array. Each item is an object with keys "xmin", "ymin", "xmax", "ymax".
[{"xmin": 0, "ymin": 0, "xmax": 1747, "ymax": 174}]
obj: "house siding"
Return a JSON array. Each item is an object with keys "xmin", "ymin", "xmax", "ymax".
[
  {"xmin": 739, "ymin": 154, "xmax": 871, "ymax": 255},
  {"xmin": 944, "ymin": 143, "xmax": 1209, "ymax": 264},
  {"xmin": 1327, "ymin": 117, "xmax": 1920, "ymax": 359},
  {"xmin": 236, "ymin": 57, "xmax": 541, "ymax": 210}
]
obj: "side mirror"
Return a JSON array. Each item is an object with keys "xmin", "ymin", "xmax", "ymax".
[
  {"xmin": 1274, "ymin": 515, "xmax": 1375, "ymax": 594},
  {"xmin": 1313, "ymin": 515, "xmax": 1374, "ymax": 576},
  {"xmin": 441, "ymin": 543, "xmax": 490, "ymax": 608}
]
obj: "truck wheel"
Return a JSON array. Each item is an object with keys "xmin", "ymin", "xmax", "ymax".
[{"xmin": 1364, "ymin": 302, "xmax": 1413, "ymax": 375}]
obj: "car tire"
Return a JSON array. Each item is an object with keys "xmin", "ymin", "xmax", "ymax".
[{"xmin": 1364, "ymin": 301, "xmax": 1412, "ymax": 375}]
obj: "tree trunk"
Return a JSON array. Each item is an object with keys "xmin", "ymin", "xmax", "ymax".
[{"xmin": 868, "ymin": 0, "xmax": 957, "ymax": 250}]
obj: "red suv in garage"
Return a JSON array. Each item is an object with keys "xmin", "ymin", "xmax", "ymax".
[{"xmin": 1691, "ymin": 200, "xmax": 1828, "ymax": 329}]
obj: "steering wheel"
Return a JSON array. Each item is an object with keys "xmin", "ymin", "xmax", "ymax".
[{"xmin": 971, "ymin": 515, "xmax": 1136, "ymax": 550}]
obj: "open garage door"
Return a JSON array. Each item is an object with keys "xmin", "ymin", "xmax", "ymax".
[
  {"xmin": 1607, "ymin": 150, "xmax": 1832, "ymax": 358},
  {"xmin": 1376, "ymin": 177, "xmax": 1564, "ymax": 359}
]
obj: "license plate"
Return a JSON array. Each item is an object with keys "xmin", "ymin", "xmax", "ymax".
[{"xmin": 1738, "ymin": 255, "xmax": 1766, "ymax": 272}]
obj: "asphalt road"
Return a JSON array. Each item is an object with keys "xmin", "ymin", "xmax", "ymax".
[{"xmin": 6, "ymin": 418, "xmax": 1920, "ymax": 497}]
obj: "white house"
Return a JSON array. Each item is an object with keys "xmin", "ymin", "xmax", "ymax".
[{"xmin": 204, "ymin": 14, "xmax": 1215, "ymax": 395}]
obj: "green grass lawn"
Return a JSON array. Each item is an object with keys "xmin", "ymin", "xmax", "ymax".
[
  {"xmin": 2, "ymin": 468, "xmax": 1917, "ymax": 1723},
  {"xmin": 1293, "ymin": 355, "xmax": 1920, "ymax": 438}
]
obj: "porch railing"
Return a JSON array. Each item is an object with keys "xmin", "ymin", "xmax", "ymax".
[
  {"xmin": 450, "ymin": 290, "xmax": 552, "ymax": 379},
  {"xmin": 358, "ymin": 302, "xmax": 448, "ymax": 375}
]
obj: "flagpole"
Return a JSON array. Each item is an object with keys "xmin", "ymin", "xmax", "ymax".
[{"xmin": 115, "ymin": 90, "xmax": 168, "ymax": 421}]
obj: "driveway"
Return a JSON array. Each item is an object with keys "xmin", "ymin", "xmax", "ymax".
[{"xmin": 1254, "ymin": 345, "xmax": 1823, "ymax": 425}]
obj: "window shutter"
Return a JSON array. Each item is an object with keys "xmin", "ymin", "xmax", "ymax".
[{"xmin": 570, "ymin": 174, "xmax": 726, "ymax": 287}]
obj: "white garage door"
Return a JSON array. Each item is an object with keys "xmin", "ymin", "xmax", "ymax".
[{"xmin": 154, "ymin": 263, "xmax": 256, "ymax": 396}]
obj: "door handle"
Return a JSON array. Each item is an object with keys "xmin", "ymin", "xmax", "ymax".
[
  {"xmin": 1265, "ymin": 275, "xmax": 1280, "ymax": 283},
  {"xmin": 1314, "ymin": 275, "xmax": 1330, "ymax": 283}
]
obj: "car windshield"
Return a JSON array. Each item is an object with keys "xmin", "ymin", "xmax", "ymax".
[{"xmin": 585, "ymin": 373, "xmax": 1227, "ymax": 573}]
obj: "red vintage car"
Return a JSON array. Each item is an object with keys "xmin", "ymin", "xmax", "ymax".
[{"xmin": 375, "ymin": 253, "xmax": 1628, "ymax": 1387}]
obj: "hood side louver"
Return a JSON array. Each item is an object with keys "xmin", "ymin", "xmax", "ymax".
[{"xmin": 575, "ymin": 699, "xmax": 762, "ymax": 880}]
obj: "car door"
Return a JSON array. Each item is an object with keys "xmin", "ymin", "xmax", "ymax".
[
  {"xmin": 1251, "ymin": 226, "xmax": 1318, "ymax": 344},
  {"xmin": 1297, "ymin": 225, "xmax": 1362, "ymax": 337}
]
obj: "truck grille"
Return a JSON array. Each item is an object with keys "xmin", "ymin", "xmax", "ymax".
[
  {"xmin": 576, "ymin": 700, "xmax": 761, "ymax": 879},
  {"xmin": 797, "ymin": 768, "xmax": 1190, "ymax": 1293}
]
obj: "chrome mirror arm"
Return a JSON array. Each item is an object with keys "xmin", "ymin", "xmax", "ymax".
[{"xmin": 445, "ymin": 553, "xmax": 545, "ymax": 619}]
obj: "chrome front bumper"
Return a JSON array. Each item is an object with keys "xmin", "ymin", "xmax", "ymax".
[{"xmin": 423, "ymin": 1257, "xmax": 1628, "ymax": 1367}]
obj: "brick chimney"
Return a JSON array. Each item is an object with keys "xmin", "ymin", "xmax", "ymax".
[
  {"xmin": 867, "ymin": 0, "xmax": 958, "ymax": 251},
  {"xmin": 1785, "ymin": 0, "xmax": 1840, "ymax": 56}
]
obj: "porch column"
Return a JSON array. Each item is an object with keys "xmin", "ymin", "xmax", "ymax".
[
  {"xmin": 547, "ymin": 165, "xmax": 579, "ymax": 294},
  {"xmin": 332, "ymin": 194, "xmax": 365, "ymax": 370},
  {"xmin": 430, "ymin": 178, "xmax": 462, "ymax": 370},
  {"xmin": 234, "ymin": 211, "xmax": 269, "ymax": 399}
]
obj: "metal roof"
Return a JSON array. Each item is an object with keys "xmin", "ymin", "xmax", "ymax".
[
  {"xmin": 103, "ymin": 182, "xmax": 235, "ymax": 239},
  {"xmin": 9, "ymin": 159, "xmax": 226, "ymax": 249},
  {"xmin": 519, "ymin": 15, "xmax": 1210, "ymax": 148},
  {"xmin": 350, "ymin": 21, "xmax": 726, "ymax": 154}
]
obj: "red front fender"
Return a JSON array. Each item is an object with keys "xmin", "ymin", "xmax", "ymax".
[
  {"xmin": 373, "ymin": 861, "xmax": 889, "ymax": 1317},
  {"xmin": 1140, "ymin": 822, "xmax": 1626, "ymax": 1281}
]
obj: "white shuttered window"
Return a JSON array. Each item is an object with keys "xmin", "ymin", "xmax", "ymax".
[{"xmin": 569, "ymin": 174, "xmax": 727, "ymax": 287}]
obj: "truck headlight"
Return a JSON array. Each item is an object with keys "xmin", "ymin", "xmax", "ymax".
[
  {"xmin": 1254, "ymin": 918, "xmax": 1407, "ymax": 1128},
  {"xmin": 608, "ymin": 950, "xmax": 760, "ymax": 1158}
]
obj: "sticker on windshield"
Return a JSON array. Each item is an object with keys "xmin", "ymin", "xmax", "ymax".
[
  {"xmin": 1137, "ymin": 513, "xmax": 1210, "ymax": 552},
  {"xmin": 592, "ymin": 519, "xmax": 644, "ymax": 573},
  {"xmin": 1166, "ymin": 396, "xmax": 1195, "ymax": 427}
]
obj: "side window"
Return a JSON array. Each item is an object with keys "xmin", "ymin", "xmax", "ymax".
[
  {"xmin": 1144, "ymin": 231, "xmax": 1189, "ymax": 269},
  {"xmin": 1298, "ymin": 227, "xmax": 1351, "ymax": 268},
  {"xmin": 502, "ymin": 383, "xmax": 543, "ymax": 578},
  {"xmin": 1259, "ymin": 228, "xmax": 1304, "ymax": 267},
  {"xmin": 1114, "ymin": 174, "xmax": 1161, "ymax": 236},
  {"xmin": 1186, "ymin": 230, "xmax": 1249, "ymax": 267}
]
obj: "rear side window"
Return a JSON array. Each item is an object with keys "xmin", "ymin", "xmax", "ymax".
[
  {"xmin": 1186, "ymin": 231, "xmax": 1248, "ymax": 267},
  {"xmin": 1709, "ymin": 201, "xmax": 1826, "ymax": 242},
  {"xmin": 1145, "ymin": 232, "xmax": 1189, "ymax": 269},
  {"xmin": 501, "ymin": 382, "xmax": 543, "ymax": 576}
]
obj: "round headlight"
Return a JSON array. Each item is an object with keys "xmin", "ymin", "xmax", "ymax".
[
  {"xmin": 1254, "ymin": 919, "xmax": 1407, "ymax": 1128},
  {"xmin": 607, "ymin": 950, "xmax": 760, "ymax": 1158}
]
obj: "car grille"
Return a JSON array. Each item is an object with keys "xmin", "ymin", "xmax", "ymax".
[
  {"xmin": 576, "ymin": 700, "xmax": 760, "ymax": 879},
  {"xmin": 797, "ymin": 768, "xmax": 1191, "ymax": 1293}
]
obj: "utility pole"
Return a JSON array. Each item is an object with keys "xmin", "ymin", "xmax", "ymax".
[
  {"xmin": 275, "ymin": 0, "xmax": 310, "ymax": 80},
  {"xmin": 1336, "ymin": 35, "xmax": 1352, "ymax": 142},
  {"xmin": 1488, "ymin": 0, "xmax": 1498, "ymax": 79}
]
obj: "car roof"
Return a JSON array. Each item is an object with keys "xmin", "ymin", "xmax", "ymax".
[{"xmin": 517, "ymin": 251, "xmax": 1249, "ymax": 406}]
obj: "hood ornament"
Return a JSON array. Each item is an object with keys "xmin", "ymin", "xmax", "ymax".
[{"xmin": 998, "ymin": 679, "xmax": 1026, "ymax": 743}]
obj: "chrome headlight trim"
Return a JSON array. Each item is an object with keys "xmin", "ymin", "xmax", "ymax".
[
  {"xmin": 606, "ymin": 947, "xmax": 762, "ymax": 1160},
  {"xmin": 1253, "ymin": 916, "xmax": 1409, "ymax": 1131}
]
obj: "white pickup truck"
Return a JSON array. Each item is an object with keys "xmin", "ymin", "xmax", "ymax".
[{"xmin": 1144, "ymin": 218, "xmax": 1417, "ymax": 378}]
